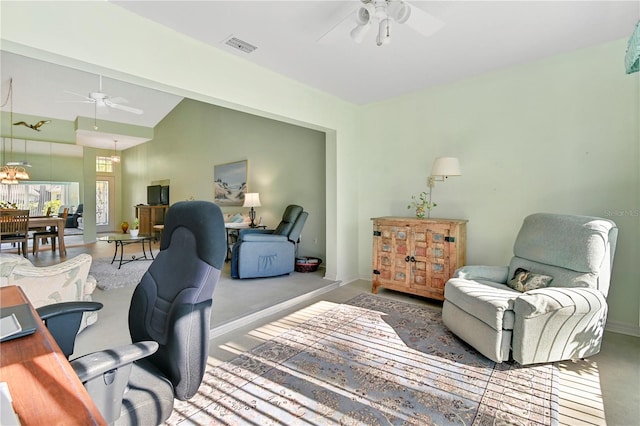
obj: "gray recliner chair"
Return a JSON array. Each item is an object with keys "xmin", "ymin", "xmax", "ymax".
[
  {"xmin": 231, "ymin": 204, "xmax": 308, "ymax": 279},
  {"xmin": 70, "ymin": 201, "xmax": 226, "ymax": 425},
  {"xmin": 442, "ymin": 213, "xmax": 617, "ymax": 365}
]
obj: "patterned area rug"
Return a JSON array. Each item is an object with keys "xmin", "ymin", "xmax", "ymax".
[{"xmin": 169, "ymin": 293, "xmax": 558, "ymax": 425}]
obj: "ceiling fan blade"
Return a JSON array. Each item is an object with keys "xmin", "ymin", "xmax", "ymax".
[
  {"xmin": 109, "ymin": 96, "xmax": 129, "ymax": 104},
  {"xmin": 104, "ymin": 99, "xmax": 143, "ymax": 115},
  {"xmin": 404, "ymin": 2, "xmax": 445, "ymax": 38},
  {"xmin": 56, "ymin": 100, "xmax": 94, "ymax": 104},
  {"xmin": 63, "ymin": 90, "xmax": 94, "ymax": 102},
  {"xmin": 316, "ymin": 9, "xmax": 358, "ymax": 44}
]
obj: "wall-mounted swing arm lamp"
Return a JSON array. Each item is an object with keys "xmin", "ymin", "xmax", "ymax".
[{"xmin": 426, "ymin": 157, "xmax": 461, "ymax": 217}]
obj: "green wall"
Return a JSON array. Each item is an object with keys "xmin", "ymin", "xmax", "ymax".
[
  {"xmin": 2, "ymin": 2, "xmax": 638, "ymax": 334},
  {"xmin": 358, "ymin": 39, "xmax": 640, "ymax": 333},
  {"xmin": 122, "ymin": 99, "xmax": 326, "ymax": 259}
]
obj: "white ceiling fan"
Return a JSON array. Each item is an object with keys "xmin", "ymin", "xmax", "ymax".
[
  {"xmin": 63, "ymin": 75, "xmax": 144, "ymax": 115},
  {"xmin": 318, "ymin": 0, "xmax": 445, "ymax": 46}
]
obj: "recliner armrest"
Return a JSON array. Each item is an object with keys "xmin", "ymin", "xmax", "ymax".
[
  {"xmin": 238, "ymin": 228, "xmax": 273, "ymax": 238},
  {"xmin": 454, "ymin": 265, "xmax": 509, "ymax": 283},
  {"xmin": 512, "ymin": 286, "xmax": 608, "ymax": 365},
  {"xmin": 240, "ymin": 233, "xmax": 289, "ymax": 243},
  {"xmin": 514, "ymin": 287, "xmax": 606, "ymax": 317}
]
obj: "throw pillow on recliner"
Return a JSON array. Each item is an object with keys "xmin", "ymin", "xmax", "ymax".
[{"xmin": 507, "ymin": 267, "xmax": 553, "ymax": 292}]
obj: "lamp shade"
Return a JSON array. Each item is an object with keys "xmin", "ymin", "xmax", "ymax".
[
  {"xmin": 243, "ymin": 193, "xmax": 261, "ymax": 208},
  {"xmin": 431, "ymin": 157, "xmax": 461, "ymax": 177},
  {"xmin": 625, "ymin": 20, "xmax": 640, "ymax": 74}
]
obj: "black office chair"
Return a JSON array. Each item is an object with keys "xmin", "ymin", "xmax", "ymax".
[
  {"xmin": 67, "ymin": 201, "xmax": 226, "ymax": 425},
  {"xmin": 37, "ymin": 301, "xmax": 104, "ymax": 359}
]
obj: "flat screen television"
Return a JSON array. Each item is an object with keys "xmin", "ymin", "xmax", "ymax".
[
  {"xmin": 160, "ymin": 185, "xmax": 170, "ymax": 205},
  {"xmin": 147, "ymin": 185, "xmax": 162, "ymax": 205}
]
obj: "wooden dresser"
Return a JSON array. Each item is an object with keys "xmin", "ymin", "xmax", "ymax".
[
  {"xmin": 135, "ymin": 205, "xmax": 168, "ymax": 235},
  {"xmin": 371, "ymin": 216, "xmax": 467, "ymax": 301}
]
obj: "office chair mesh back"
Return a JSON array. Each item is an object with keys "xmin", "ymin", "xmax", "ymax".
[{"xmin": 128, "ymin": 201, "xmax": 226, "ymax": 400}]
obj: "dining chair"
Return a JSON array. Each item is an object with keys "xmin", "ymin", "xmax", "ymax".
[
  {"xmin": 32, "ymin": 208, "xmax": 68, "ymax": 256},
  {"xmin": 0, "ymin": 209, "xmax": 30, "ymax": 258}
]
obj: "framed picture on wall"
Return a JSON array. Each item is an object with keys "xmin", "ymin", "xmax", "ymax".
[{"xmin": 214, "ymin": 160, "xmax": 247, "ymax": 206}]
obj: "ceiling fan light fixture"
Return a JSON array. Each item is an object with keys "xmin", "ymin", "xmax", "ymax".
[
  {"xmin": 377, "ymin": 19, "xmax": 391, "ymax": 46},
  {"xmin": 350, "ymin": 23, "xmax": 372, "ymax": 43},
  {"xmin": 355, "ymin": 3, "xmax": 376, "ymax": 25},
  {"xmin": 388, "ymin": 1, "xmax": 411, "ymax": 24}
]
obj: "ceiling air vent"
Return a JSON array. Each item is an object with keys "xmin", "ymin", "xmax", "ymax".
[{"xmin": 224, "ymin": 36, "xmax": 258, "ymax": 54}]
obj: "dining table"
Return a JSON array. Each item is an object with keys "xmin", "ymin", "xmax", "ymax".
[{"xmin": 28, "ymin": 216, "xmax": 67, "ymax": 256}]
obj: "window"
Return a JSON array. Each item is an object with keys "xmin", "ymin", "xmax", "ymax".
[
  {"xmin": 96, "ymin": 156, "xmax": 116, "ymax": 173},
  {"xmin": 0, "ymin": 181, "xmax": 80, "ymax": 216}
]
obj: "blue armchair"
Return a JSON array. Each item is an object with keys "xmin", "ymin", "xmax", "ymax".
[{"xmin": 231, "ymin": 204, "xmax": 308, "ymax": 279}]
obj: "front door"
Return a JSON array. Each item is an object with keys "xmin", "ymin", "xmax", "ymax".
[{"xmin": 96, "ymin": 176, "xmax": 115, "ymax": 233}]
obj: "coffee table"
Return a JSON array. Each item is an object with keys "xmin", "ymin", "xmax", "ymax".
[{"xmin": 98, "ymin": 233, "xmax": 155, "ymax": 269}]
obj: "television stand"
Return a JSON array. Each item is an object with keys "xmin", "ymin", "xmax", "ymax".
[{"xmin": 135, "ymin": 205, "xmax": 168, "ymax": 236}]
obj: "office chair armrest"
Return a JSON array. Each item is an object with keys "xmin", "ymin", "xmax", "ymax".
[
  {"xmin": 71, "ymin": 341, "xmax": 159, "ymax": 424},
  {"xmin": 37, "ymin": 301, "xmax": 103, "ymax": 320},
  {"xmin": 71, "ymin": 341, "xmax": 159, "ymax": 382},
  {"xmin": 36, "ymin": 301, "xmax": 103, "ymax": 359}
]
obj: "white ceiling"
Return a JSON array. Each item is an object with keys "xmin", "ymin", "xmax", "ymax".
[
  {"xmin": 1, "ymin": 1, "xmax": 638, "ymax": 151},
  {"xmin": 113, "ymin": 0, "xmax": 639, "ymax": 104}
]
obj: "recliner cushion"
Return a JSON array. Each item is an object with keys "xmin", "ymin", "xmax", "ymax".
[
  {"xmin": 273, "ymin": 205, "xmax": 303, "ymax": 236},
  {"xmin": 513, "ymin": 213, "xmax": 616, "ymax": 275},
  {"xmin": 444, "ymin": 278, "xmax": 518, "ymax": 331}
]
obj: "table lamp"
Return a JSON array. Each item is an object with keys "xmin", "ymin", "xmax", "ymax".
[{"xmin": 243, "ymin": 193, "xmax": 261, "ymax": 227}]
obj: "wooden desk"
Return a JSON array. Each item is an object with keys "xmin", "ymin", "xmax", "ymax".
[
  {"xmin": 0, "ymin": 286, "xmax": 106, "ymax": 425},
  {"xmin": 28, "ymin": 216, "xmax": 66, "ymax": 256}
]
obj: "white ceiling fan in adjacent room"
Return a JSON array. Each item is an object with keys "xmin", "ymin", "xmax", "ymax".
[
  {"xmin": 62, "ymin": 75, "xmax": 144, "ymax": 115},
  {"xmin": 318, "ymin": 0, "xmax": 445, "ymax": 46}
]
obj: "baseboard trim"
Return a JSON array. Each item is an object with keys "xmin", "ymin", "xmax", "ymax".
[
  {"xmin": 605, "ymin": 320, "xmax": 640, "ymax": 337},
  {"xmin": 209, "ymin": 279, "xmax": 346, "ymax": 339}
]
